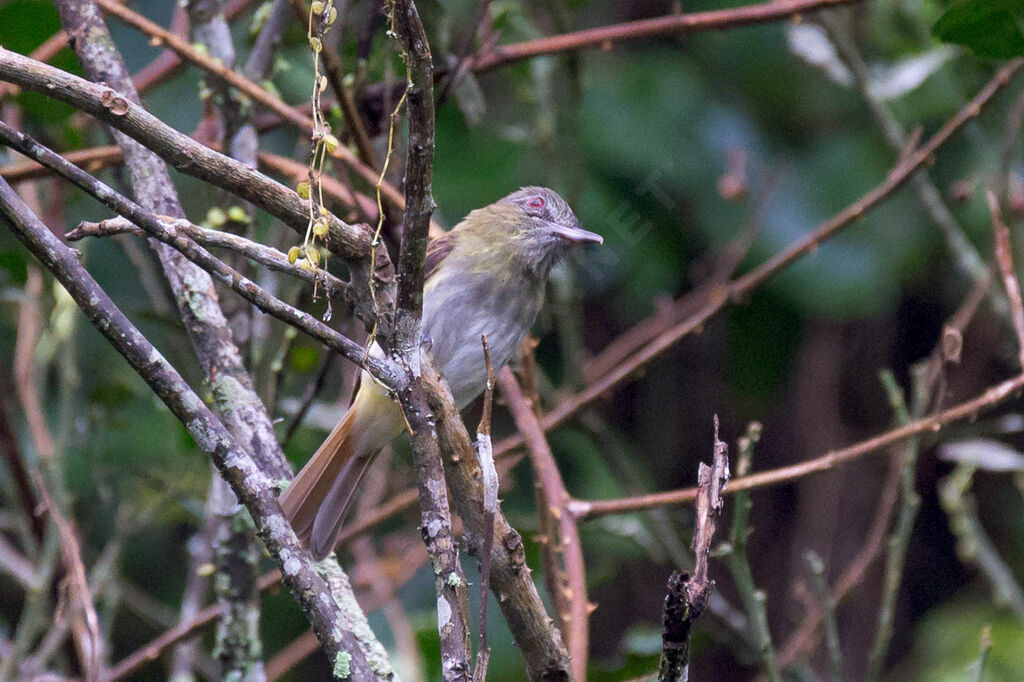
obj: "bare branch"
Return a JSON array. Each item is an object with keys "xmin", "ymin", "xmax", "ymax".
[
  {"xmin": 32, "ymin": 471, "xmax": 103, "ymax": 681},
  {"xmin": 0, "ymin": 176, "xmax": 388, "ymax": 681},
  {"xmin": 987, "ymin": 189, "xmax": 1024, "ymax": 370},
  {"xmin": 0, "ymin": 121, "xmax": 397, "ymax": 386},
  {"xmin": 67, "ymin": 216, "xmax": 355, "ymax": 304},
  {"xmin": 472, "ymin": 0, "xmax": 863, "ymax": 72},
  {"xmin": 496, "ymin": 57, "xmax": 1024, "ymax": 473}
]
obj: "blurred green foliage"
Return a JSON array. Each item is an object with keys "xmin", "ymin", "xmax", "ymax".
[{"xmin": 4, "ymin": 0, "xmax": 1024, "ymax": 680}]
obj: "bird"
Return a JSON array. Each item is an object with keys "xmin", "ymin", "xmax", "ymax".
[{"xmin": 280, "ymin": 186, "xmax": 602, "ymax": 559}]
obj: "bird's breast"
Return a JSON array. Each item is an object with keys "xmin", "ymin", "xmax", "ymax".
[{"xmin": 421, "ymin": 268, "xmax": 543, "ymax": 408}]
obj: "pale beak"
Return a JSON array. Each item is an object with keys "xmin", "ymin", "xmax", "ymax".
[{"xmin": 547, "ymin": 222, "xmax": 603, "ymax": 244}]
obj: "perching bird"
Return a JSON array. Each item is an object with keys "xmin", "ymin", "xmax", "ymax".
[{"xmin": 281, "ymin": 187, "xmax": 602, "ymax": 559}]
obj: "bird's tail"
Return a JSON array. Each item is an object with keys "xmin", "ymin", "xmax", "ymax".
[{"xmin": 280, "ymin": 381, "xmax": 403, "ymax": 560}]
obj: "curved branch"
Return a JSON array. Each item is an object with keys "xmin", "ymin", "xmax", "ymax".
[{"xmin": 493, "ymin": 57, "xmax": 1024, "ymax": 462}]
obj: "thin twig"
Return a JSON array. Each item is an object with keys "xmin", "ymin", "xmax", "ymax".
[
  {"xmin": 721, "ymin": 423, "xmax": 780, "ymax": 682},
  {"xmin": 865, "ymin": 368, "xmax": 926, "ymax": 682},
  {"xmin": 0, "ymin": 391, "xmax": 46, "ymax": 549},
  {"xmin": 0, "ymin": 121, "xmax": 398, "ymax": 387},
  {"xmin": 574, "ymin": 368, "xmax": 1024, "ymax": 520},
  {"xmin": 493, "ymin": 58, "xmax": 1024, "ymax": 466},
  {"xmin": 31, "ymin": 471, "xmax": 102, "ymax": 682},
  {"xmin": 66, "ymin": 216, "xmax": 354, "ymax": 303},
  {"xmin": 774, "ymin": 267, "xmax": 993, "ymax": 669},
  {"xmin": 804, "ymin": 551, "xmax": 844, "ymax": 682},
  {"xmin": 13, "ymin": 257, "xmax": 55, "ymax": 460},
  {"xmin": 472, "ymin": 0, "xmax": 861, "ymax": 72},
  {"xmin": 94, "ymin": 0, "xmax": 409, "ymax": 216},
  {"xmin": 819, "ymin": 12, "xmax": 996, "ymax": 304},
  {"xmin": 988, "ymin": 188, "xmax": 1024, "ymax": 370},
  {"xmin": 130, "ymin": 0, "xmax": 254, "ymax": 93},
  {"xmin": 941, "ymin": 464, "xmax": 1024, "ymax": 621}
]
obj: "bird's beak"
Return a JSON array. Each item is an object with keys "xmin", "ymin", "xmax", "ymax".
[{"xmin": 547, "ymin": 222, "xmax": 603, "ymax": 244}]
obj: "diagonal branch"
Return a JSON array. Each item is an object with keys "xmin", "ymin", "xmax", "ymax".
[
  {"xmin": 66, "ymin": 216, "xmax": 354, "ymax": 303},
  {"xmin": 0, "ymin": 122, "xmax": 397, "ymax": 387},
  {"xmin": 472, "ymin": 0, "xmax": 862, "ymax": 72},
  {"xmin": 0, "ymin": 176, "xmax": 387, "ymax": 681},
  {"xmin": 492, "ymin": 57, "xmax": 1024, "ymax": 464}
]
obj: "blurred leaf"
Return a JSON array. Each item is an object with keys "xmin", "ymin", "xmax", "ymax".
[
  {"xmin": 933, "ymin": 0, "xmax": 1024, "ymax": 58},
  {"xmin": 787, "ymin": 23, "xmax": 955, "ymax": 100},
  {"xmin": 289, "ymin": 345, "xmax": 320, "ymax": 373},
  {"xmin": 786, "ymin": 23, "xmax": 853, "ymax": 88},
  {"xmin": 0, "ymin": 249, "xmax": 29, "ymax": 285},
  {"xmin": 0, "ymin": 0, "xmax": 61, "ymax": 53},
  {"xmin": 939, "ymin": 439, "xmax": 1024, "ymax": 471},
  {"xmin": 453, "ymin": 72, "xmax": 486, "ymax": 126},
  {"xmin": 89, "ymin": 380, "xmax": 135, "ymax": 410},
  {"xmin": 868, "ymin": 46, "xmax": 958, "ymax": 100},
  {"xmin": 892, "ymin": 596, "xmax": 1024, "ymax": 681}
]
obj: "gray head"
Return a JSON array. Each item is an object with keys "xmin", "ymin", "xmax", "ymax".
[{"xmin": 495, "ymin": 186, "xmax": 602, "ymax": 276}]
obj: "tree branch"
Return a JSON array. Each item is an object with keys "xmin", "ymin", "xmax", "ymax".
[
  {"xmin": 0, "ymin": 176, "xmax": 388, "ymax": 680},
  {"xmin": 386, "ymin": 2, "xmax": 472, "ymax": 679},
  {"xmin": 422, "ymin": 360, "xmax": 574, "ymax": 680},
  {"xmin": 658, "ymin": 419, "xmax": 729, "ymax": 682},
  {"xmin": 500, "ymin": 369, "xmax": 589, "ymax": 680},
  {"xmin": 494, "ymin": 57, "xmax": 1024, "ymax": 467},
  {"xmin": 472, "ymin": 0, "xmax": 862, "ymax": 72},
  {"xmin": 66, "ymin": 216, "xmax": 354, "ymax": 304},
  {"xmin": 0, "ymin": 122, "xmax": 398, "ymax": 388}
]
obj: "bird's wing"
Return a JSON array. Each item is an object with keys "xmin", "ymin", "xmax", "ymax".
[{"xmin": 424, "ymin": 232, "xmax": 454, "ymax": 281}]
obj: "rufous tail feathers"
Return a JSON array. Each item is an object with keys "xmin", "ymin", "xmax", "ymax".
[{"xmin": 280, "ymin": 381, "xmax": 404, "ymax": 560}]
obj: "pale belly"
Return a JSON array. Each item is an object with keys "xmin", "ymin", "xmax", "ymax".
[{"xmin": 421, "ymin": 271, "xmax": 542, "ymax": 408}]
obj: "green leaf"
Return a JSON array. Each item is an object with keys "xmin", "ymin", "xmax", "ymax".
[{"xmin": 933, "ymin": 0, "xmax": 1024, "ymax": 58}]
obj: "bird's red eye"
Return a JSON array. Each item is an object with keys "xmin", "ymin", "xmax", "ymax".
[{"xmin": 527, "ymin": 196, "xmax": 545, "ymax": 209}]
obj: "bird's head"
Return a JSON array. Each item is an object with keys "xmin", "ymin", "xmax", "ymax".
[{"xmin": 462, "ymin": 186, "xmax": 601, "ymax": 278}]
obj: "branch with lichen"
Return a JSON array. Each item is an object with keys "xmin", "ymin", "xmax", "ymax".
[
  {"xmin": 0, "ymin": 176, "xmax": 391, "ymax": 680},
  {"xmin": 385, "ymin": 1, "xmax": 473, "ymax": 678},
  {"xmin": 0, "ymin": 121, "xmax": 397, "ymax": 389},
  {"xmin": 66, "ymin": 216, "xmax": 354, "ymax": 303},
  {"xmin": 422, "ymin": 358, "xmax": 575, "ymax": 680},
  {"xmin": 0, "ymin": 46, "xmax": 394, "ymax": 327}
]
